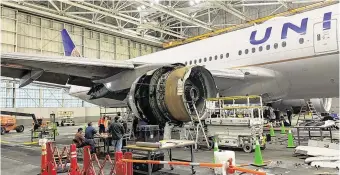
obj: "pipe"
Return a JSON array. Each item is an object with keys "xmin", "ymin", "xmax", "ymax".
[
  {"xmin": 230, "ymin": 165, "xmax": 266, "ymax": 175},
  {"xmin": 121, "ymin": 159, "xmax": 266, "ymax": 175},
  {"xmin": 121, "ymin": 159, "xmax": 223, "ymax": 168}
]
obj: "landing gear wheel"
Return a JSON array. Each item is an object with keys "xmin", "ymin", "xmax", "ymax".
[
  {"xmin": 61, "ymin": 122, "xmax": 64, "ymax": 126},
  {"xmin": 15, "ymin": 125, "xmax": 24, "ymax": 133},
  {"xmin": 5, "ymin": 131, "xmax": 9, "ymax": 133},
  {"xmin": 56, "ymin": 122, "xmax": 59, "ymax": 126},
  {"xmin": 243, "ymin": 143, "xmax": 253, "ymax": 153},
  {"xmin": 1, "ymin": 127, "xmax": 5, "ymax": 135},
  {"xmin": 72, "ymin": 123, "xmax": 75, "ymax": 126}
]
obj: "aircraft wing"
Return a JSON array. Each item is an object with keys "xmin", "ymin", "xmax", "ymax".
[
  {"xmin": 1, "ymin": 52, "xmax": 135, "ymax": 87},
  {"xmin": 208, "ymin": 67, "xmax": 277, "ymax": 94}
]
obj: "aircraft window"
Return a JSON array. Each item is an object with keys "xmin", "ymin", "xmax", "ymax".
[
  {"xmin": 209, "ymin": 56, "xmax": 212, "ymax": 61},
  {"xmin": 299, "ymin": 38, "xmax": 304, "ymax": 44},
  {"xmin": 245, "ymin": 49, "xmax": 249, "ymax": 54},
  {"xmin": 238, "ymin": 50, "xmax": 242, "ymax": 55},
  {"xmin": 226, "ymin": 53, "xmax": 229, "ymax": 58},
  {"xmin": 204, "ymin": 57, "xmax": 207, "ymax": 62},
  {"xmin": 266, "ymin": 45, "xmax": 270, "ymax": 50},
  {"xmin": 194, "ymin": 60, "xmax": 197, "ymax": 64},
  {"xmin": 189, "ymin": 60, "xmax": 192, "ymax": 64},
  {"xmin": 274, "ymin": 43, "xmax": 278, "ymax": 49},
  {"xmin": 215, "ymin": 55, "xmax": 218, "ymax": 60},
  {"xmin": 199, "ymin": 59, "xmax": 202, "ymax": 63},
  {"xmin": 220, "ymin": 54, "xmax": 223, "ymax": 59},
  {"xmin": 252, "ymin": 48, "xmax": 255, "ymax": 53},
  {"xmin": 282, "ymin": 41, "xmax": 286, "ymax": 47},
  {"xmin": 259, "ymin": 46, "xmax": 263, "ymax": 52}
]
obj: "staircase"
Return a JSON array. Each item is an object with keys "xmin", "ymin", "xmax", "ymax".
[{"xmin": 297, "ymin": 100, "xmax": 320, "ymax": 124}]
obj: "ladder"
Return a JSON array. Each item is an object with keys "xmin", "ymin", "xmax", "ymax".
[
  {"xmin": 125, "ymin": 112, "xmax": 135, "ymax": 140},
  {"xmin": 297, "ymin": 100, "xmax": 320, "ymax": 124},
  {"xmin": 185, "ymin": 101, "xmax": 211, "ymax": 150}
]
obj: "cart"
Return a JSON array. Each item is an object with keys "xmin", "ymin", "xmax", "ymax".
[
  {"xmin": 205, "ymin": 95, "xmax": 266, "ymax": 153},
  {"xmin": 56, "ymin": 111, "xmax": 75, "ymax": 126}
]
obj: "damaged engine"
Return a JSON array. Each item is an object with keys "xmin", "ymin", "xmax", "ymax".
[{"xmin": 128, "ymin": 64, "xmax": 217, "ymax": 127}]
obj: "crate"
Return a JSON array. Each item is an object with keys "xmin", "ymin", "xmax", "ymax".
[
  {"xmin": 133, "ymin": 152, "xmax": 164, "ymax": 173},
  {"xmin": 136, "ymin": 125, "xmax": 160, "ymax": 143}
]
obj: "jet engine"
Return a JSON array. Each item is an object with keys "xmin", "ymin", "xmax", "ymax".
[
  {"xmin": 271, "ymin": 98, "xmax": 333, "ymax": 114},
  {"xmin": 128, "ymin": 64, "xmax": 217, "ymax": 127}
]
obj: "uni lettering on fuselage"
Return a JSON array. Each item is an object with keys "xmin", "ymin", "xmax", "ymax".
[{"xmin": 249, "ymin": 12, "xmax": 332, "ymax": 45}]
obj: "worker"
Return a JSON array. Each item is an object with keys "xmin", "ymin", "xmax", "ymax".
[
  {"xmin": 85, "ymin": 122, "xmax": 99, "ymax": 153},
  {"xmin": 286, "ymin": 108, "xmax": 293, "ymax": 126},
  {"xmin": 269, "ymin": 107, "xmax": 276, "ymax": 123},
  {"xmin": 74, "ymin": 128, "xmax": 85, "ymax": 148},
  {"xmin": 98, "ymin": 116, "xmax": 106, "ymax": 134},
  {"xmin": 104, "ymin": 116, "xmax": 109, "ymax": 132},
  {"xmin": 108, "ymin": 116, "xmax": 125, "ymax": 152},
  {"xmin": 274, "ymin": 108, "xmax": 280, "ymax": 121}
]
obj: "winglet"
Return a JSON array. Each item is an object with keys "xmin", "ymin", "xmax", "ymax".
[{"xmin": 61, "ymin": 29, "xmax": 81, "ymax": 57}]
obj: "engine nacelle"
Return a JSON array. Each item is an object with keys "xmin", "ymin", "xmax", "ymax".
[
  {"xmin": 128, "ymin": 64, "xmax": 217, "ymax": 126},
  {"xmin": 271, "ymin": 98, "xmax": 332, "ymax": 113}
]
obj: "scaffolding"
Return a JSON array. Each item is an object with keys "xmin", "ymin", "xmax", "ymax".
[{"xmin": 205, "ymin": 95, "xmax": 266, "ymax": 152}]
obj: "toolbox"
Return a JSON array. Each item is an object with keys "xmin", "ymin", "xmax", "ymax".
[
  {"xmin": 133, "ymin": 152, "xmax": 164, "ymax": 173},
  {"xmin": 136, "ymin": 125, "xmax": 160, "ymax": 142}
]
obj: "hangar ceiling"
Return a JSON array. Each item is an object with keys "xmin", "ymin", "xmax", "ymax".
[{"xmin": 1, "ymin": 1, "xmax": 325, "ymax": 47}]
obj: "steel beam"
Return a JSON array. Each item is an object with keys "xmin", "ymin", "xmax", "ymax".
[
  {"xmin": 1, "ymin": 1, "xmax": 164, "ymax": 46},
  {"xmin": 213, "ymin": 2, "xmax": 253, "ymax": 21},
  {"xmin": 138, "ymin": 1, "xmax": 213, "ymax": 31},
  {"xmin": 59, "ymin": 1, "xmax": 184, "ymax": 39}
]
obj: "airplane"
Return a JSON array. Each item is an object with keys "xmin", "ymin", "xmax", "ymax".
[{"xmin": 1, "ymin": 3, "xmax": 339, "ymax": 126}]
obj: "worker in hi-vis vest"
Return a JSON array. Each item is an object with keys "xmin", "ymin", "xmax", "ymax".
[{"xmin": 98, "ymin": 116, "xmax": 105, "ymax": 134}]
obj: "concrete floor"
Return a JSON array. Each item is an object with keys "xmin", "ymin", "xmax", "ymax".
[{"xmin": 1, "ymin": 124, "xmax": 339, "ymax": 175}]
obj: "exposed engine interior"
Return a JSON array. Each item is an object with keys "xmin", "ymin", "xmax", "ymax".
[{"xmin": 128, "ymin": 64, "xmax": 217, "ymax": 127}]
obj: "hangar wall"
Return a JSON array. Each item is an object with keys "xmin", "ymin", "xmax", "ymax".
[
  {"xmin": 0, "ymin": 6, "xmax": 161, "ymax": 123},
  {"xmin": 1, "ymin": 6, "xmax": 162, "ymax": 59}
]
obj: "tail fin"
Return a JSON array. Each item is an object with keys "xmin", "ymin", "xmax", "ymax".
[{"xmin": 61, "ymin": 29, "xmax": 81, "ymax": 57}]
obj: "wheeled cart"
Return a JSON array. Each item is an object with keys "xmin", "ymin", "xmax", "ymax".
[{"xmin": 205, "ymin": 95, "xmax": 266, "ymax": 152}]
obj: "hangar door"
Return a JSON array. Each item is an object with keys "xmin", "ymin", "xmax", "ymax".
[{"xmin": 313, "ymin": 19, "xmax": 338, "ymax": 54}]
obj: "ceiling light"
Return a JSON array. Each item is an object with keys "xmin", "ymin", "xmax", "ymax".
[
  {"xmin": 137, "ymin": 6, "xmax": 141, "ymax": 11},
  {"xmin": 189, "ymin": 0, "xmax": 195, "ymax": 6},
  {"xmin": 194, "ymin": 0, "xmax": 201, "ymax": 3},
  {"xmin": 154, "ymin": 0, "xmax": 159, "ymax": 4},
  {"xmin": 141, "ymin": 5, "xmax": 146, "ymax": 9}
]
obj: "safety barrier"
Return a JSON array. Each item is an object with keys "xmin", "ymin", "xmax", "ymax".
[{"xmin": 40, "ymin": 141, "xmax": 266, "ymax": 175}]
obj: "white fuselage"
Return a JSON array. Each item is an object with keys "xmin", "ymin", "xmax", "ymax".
[{"xmin": 70, "ymin": 4, "xmax": 339, "ymax": 107}]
